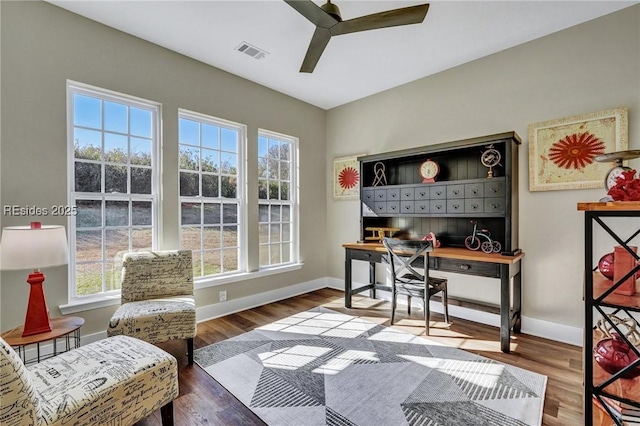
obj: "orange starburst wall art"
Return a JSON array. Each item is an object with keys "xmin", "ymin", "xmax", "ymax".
[
  {"xmin": 529, "ymin": 108, "xmax": 628, "ymax": 191},
  {"xmin": 333, "ymin": 154, "xmax": 365, "ymax": 200}
]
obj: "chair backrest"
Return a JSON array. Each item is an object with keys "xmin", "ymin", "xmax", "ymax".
[
  {"xmin": 382, "ymin": 238, "xmax": 433, "ymax": 283},
  {"xmin": 121, "ymin": 250, "xmax": 193, "ymax": 303},
  {"xmin": 0, "ymin": 337, "xmax": 41, "ymax": 425}
]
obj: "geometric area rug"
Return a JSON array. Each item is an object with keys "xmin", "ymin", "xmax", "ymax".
[{"xmin": 194, "ymin": 307, "xmax": 547, "ymax": 426}]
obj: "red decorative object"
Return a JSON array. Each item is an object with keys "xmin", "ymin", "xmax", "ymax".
[
  {"xmin": 594, "ymin": 333, "xmax": 640, "ymax": 379},
  {"xmin": 598, "ymin": 252, "xmax": 615, "ymax": 280},
  {"xmin": 613, "ymin": 245, "xmax": 639, "ymax": 295},
  {"xmin": 338, "ymin": 166, "xmax": 359, "ymax": 190},
  {"xmin": 608, "ymin": 170, "xmax": 640, "ymax": 201},
  {"xmin": 548, "ymin": 132, "xmax": 605, "ymax": 170},
  {"xmin": 23, "ymin": 271, "xmax": 52, "ymax": 336}
]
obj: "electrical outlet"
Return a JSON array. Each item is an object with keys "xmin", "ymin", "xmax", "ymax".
[{"xmin": 219, "ymin": 290, "xmax": 227, "ymax": 302}]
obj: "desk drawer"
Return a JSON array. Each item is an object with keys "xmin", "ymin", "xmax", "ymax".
[
  {"xmin": 434, "ymin": 258, "xmax": 500, "ymax": 278},
  {"xmin": 349, "ymin": 249, "xmax": 384, "ymax": 263}
]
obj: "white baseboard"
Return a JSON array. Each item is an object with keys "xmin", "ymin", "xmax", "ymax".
[
  {"xmin": 195, "ymin": 278, "xmax": 330, "ymax": 323},
  {"xmin": 325, "ymin": 278, "xmax": 583, "ymax": 347}
]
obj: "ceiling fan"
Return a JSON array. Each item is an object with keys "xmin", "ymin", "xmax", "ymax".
[{"xmin": 284, "ymin": 0, "xmax": 430, "ymax": 73}]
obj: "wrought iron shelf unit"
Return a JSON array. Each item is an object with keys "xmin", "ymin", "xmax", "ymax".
[{"xmin": 578, "ymin": 202, "xmax": 640, "ymax": 426}]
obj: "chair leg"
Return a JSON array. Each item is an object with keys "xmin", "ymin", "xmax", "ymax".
[
  {"xmin": 391, "ymin": 292, "xmax": 397, "ymax": 325},
  {"xmin": 161, "ymin": 401, "xmax": 174, "ymax": 426},
  {"xmin": 424, "ymin": 295, "xmax": 430, "ymax": 335},
  {"xmin": 407, "ymin": 295, "xmax": 412, "ymax": 315},
  {"xmin": 187, "ymin": 338, "xmax": 194, "ymax": 365},
  {"xmin": 443, "ymin": 288, "xmax": 450, "ymax": 324}
]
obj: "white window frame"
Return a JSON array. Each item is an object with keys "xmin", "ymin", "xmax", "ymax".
[
  {"xmin": 63, "ymin": 81, "xmax": 160, "ymax": 311},
  {"xmin": 258, "ymin": 129, "xmax": 299, "ymax": 269},
  {"xmin": 178, "ymin": 109, "xmax": 247, "ymax": 284}
]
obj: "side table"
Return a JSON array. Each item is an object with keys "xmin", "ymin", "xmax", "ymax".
[{"xmin": 1, "ymin": 316, "xmax": 85, "ymax": 365}]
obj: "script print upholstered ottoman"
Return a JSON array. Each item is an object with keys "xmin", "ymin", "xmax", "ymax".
[{"xmin": 0, "ymin": 335, "xmax": 178, "ymax": 426}]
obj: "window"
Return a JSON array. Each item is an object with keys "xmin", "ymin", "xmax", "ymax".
[
  {"xmin": 67, "ymin": 81, "xmax": 159, "ymax": 299},
  {"xmin": 178, "ymin": 110, "xmax": 245, "ymax": 278},
  {"xmin": 258, "ymin": 130, "xmax": 298, "ymax": 267}
]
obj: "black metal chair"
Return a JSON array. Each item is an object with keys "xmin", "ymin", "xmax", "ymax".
[{"xmin": 382, "ymin": 238, "xmax": 449, "ymax": 334}]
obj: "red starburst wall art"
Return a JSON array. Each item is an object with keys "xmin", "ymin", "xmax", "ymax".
[
  {"xmin": 548, "ymin": 132, "xmax": 605, "ymax": 170},
  {"xmin": 333, "ymin": 154, "xmax": 365, "ymax": 200},
  {"xmin": 528, "ymin": 107, "xmax": 628, "ymax": 191}
]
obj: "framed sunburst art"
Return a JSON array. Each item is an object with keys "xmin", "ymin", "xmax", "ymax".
[
  {"xmin": 333, "ymin": 154, "xmax": 365, "ymax": 200},
  {"xmin": 528, "ymin": 107, "xmax": 628, "ymax": 191}
]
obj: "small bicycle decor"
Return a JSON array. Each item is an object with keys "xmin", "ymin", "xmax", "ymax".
[{"xmin": 465, "ymin": 220, "xmax": 501, "ymax": 253}]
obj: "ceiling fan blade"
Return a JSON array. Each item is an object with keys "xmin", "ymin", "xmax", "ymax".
[
  {"xmin": 331, "ymin": 4, "xmax": 429, "ymax": 36},
  {"xmin": 284, "ymin": 0, "xmax": 338, "ymax": 28},
  {"xmin": 300, "ymin": 27, "xmax": 332, "ymax": 73}
]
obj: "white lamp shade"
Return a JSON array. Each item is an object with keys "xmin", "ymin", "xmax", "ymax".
[{"xmin": 0, "ymin": 225, "xmax": 69, "ymax": 270}]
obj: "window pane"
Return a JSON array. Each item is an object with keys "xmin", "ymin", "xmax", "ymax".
[
  {"xmin": 258, "ymin": 136, "xmax": 268, "ymax": 157},
  {"xmin": 223, "ymin": 225, "xmax": 237, "ymax": 246},
  {"xmin": 280, "ymin": 143, "xmax": 290, "ymax": 161},
  {"xmin": 105, "ymin": 164, "xmax": 127, "ymax": 193},
  {"xmin": 202, "ymin": 124, "xmax": 219, "ymax": 149},
  {"xmin": 181, "ymin": 226, "xmax": 202, "ymax": 251},
  {"xmin": 282, "ymin": 243, "xmax": 291, "ymax": 263},
  {"xmin": 259, "ymin": 204, "xmax": 269, "ymax": 222},
  {"xmin": 76, "ymin": 200, "xmax": 102, "ymax": 228},
  {"xmin": 202, "ymin": 174, "xmax": 219, "ymax": 198},
  {"xmin": 130, "ymin": 107, "xmax": 152, "ymax": 138},
  {"xmin": 131, "ymin": 167, "xmax": 151, "ymax": 194},
  {"xmin": 259, "ymin": 245, "xmax": 269, "ymax": 266},
  {"xmin": 204, "ymin": 203, "xmax": 221, "ymax": 224},
  {"xmin": 281, "ymin": 182, "xmax": 290, "ymax": 201},
  {"xmin": 131, "ymin": 228, "xmax": 152, "ymax": 251},
  {"xmin": 222, "ymin": 204, "xmax": 237, "ymax": 224},
  {"xmin": 76, "ymin": 230, "xmax": 102, "ymax": 261},
  {"xmin": 268, "ymin": 140, "xmax": 279, "ymax": 159},
  {"xmin": 282, "ymin": 223, "xmax": 291, "ymax": 242},
  {"xmin": 203, "ymin": 226, "xmax": 220, "ymax": 250},
  {"xmin": 179, "ymin": 118, "xmax": 199, "ymax": 145},
  {"xmin": 104, "ymin": 133, "xmax": 128, "ymax": 163},
  {"xmin": 203, "ymin": 250, "xmax": 221, "ymax": 276},
  {"xmin": 180, "ymin": 172, "xmax": 199, "ymax": 197},
  {"xmin": 74, "ymin": 128, "xmax": 102, "ymax": 160},
  {"xmin": 270, "ymin": 245, "xmax": 281, "ymax": 265},
  {"xmin": 221, "ymin": 176, "xmax": 237, "ymax": 198},
  {"xmin": 180, "ymin": 146, "xmax": 199, "ymax": 171},
  {"xmin": 282, "ymin": 205, "xmax": 291, "ymax": 221},
  {"xmin": 270, "ymin": 205, "xmax": 281, "ymax": 222},
  {"xmin": 105, "ymin": 200, "xmax": 129, "ymax": 226},
  {"xmin": 222, "ymin": 248, "xmax": 238, "ymax": 272},
  {"xmin": 104, "ymin": 101, "xmax": 127, "ymax": 133},
  {"xmin": 258, "ymin": 179, "xmax": 268, "ymax": 199},
  {"xmin": 130, "ymin": 137, "xmax": 151, "ymax": 166},
  {"xmin": 74, "ymin": 94, "xmax": 101, "ymax": 129},
  {"xmin": 258, "ymin": 158, "xmax": 268, "ymax": 179},
  {"xmin": 76, "ymin": 262, "xmax": 103, "ymax": 296},
  {"xmin": 221, "ymin": 128, "xmax": 237, "ymax": 152},
  {"xmin": 268, "ymin": 160, "xmax": 279, "ymax": 180},
  {"xmin": 132, "ymin": 201, "xmax": 152, "ymax": 226},
  {"xmin": 280, "ymin": 162, "xmax": 290, "ymax": 180},
  {"xmin": 259, "ymin": 224, "xmax": 269, "ymax": 244},
  {"xmin": 268, "ymin": 182, "xmax": 279, "ymax": 200},
  {"xmin": 202, "ymin": 149, "xmax": 219, "ymax": 173},
  {"xmin": 192, "ymin": 251, "xmax": 203, "ymax": 277},
  {"xmin": 270, "ymin": 224, "xmax": 281, "ymax": 243},
  {"xmin": 181, "ymin": 202, "xmax": 201, "ymax": 225},
  {"xmin": 75, "ymin": 162, "xmax": 101, "ymax": 192},
  {"xmin": 105, "ymin": 229, "xmax": 129, "ymax": 261},
  {"xmin": 221, "ymin": 152, "xmax": 237, "ymax": 175}
]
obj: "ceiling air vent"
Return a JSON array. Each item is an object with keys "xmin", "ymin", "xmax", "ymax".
[{"xmin": 236, "ymin": 42, "xmax": 268, "ymax": 60}]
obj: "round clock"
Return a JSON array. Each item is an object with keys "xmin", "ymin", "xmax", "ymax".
[{"xmin": 419, "ymin": 159, "xmax": 439, "ymax": 183}]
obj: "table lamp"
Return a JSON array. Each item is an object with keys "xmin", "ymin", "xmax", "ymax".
[{"xmin": 0, "ymin": 222, "xmax": 69, "ymax": 336}]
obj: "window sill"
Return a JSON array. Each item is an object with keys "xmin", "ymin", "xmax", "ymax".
[
  {"xmin": 58, "ymin": 263, "xmax": 303, "ymax": 314},
  {"xmin": 59, "ymin": 294, "xmax": 122, "ymax": 315},
  {"xmin": 194, "ymin": 262, "xmax": 304, "ymax": 289}
]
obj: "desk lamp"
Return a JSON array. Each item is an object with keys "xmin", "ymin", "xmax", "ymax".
[{"xmin": 0, "ymin": 222, "xmax": 69, "ymax": 336}]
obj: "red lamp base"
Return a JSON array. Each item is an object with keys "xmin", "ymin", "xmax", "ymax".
[{"xmin": 22, "ymin": 271, "xmax": 52, "ymax": 337}]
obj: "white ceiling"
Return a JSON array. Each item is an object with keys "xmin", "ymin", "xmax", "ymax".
[{"xmin": 49, "ymin": 0, "xmax": 637, "ymax": 110}]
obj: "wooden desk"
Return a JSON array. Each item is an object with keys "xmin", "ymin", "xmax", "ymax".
[
  {"xmin": 343, "ymin": 243, "xmax": 524, "ymax": 353},
  {"xmin": 1, "ymin": 316, "xmax": 84, "ymax": 365}
]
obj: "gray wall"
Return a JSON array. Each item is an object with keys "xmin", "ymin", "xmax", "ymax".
[
  {"xmin": 0, "ymin": 1, "xmax": 327, "ymax": 335},
  {"xmin": 326, "ymin": 5, "xmax": 640, "ymax": 330}
]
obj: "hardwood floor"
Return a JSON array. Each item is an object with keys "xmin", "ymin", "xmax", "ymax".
[{"xmin": 137, "ymin": 288, "xmax": 583, "ymax": 426}]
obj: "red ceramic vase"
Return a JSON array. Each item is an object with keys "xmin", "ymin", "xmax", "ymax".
[
  {"xmin": 594, "ymin": 333, "xmax": 640, "ymax": 379},
  {"xmin": 598, "ymin": 252, "xmax": 615, "ymax": 280}
]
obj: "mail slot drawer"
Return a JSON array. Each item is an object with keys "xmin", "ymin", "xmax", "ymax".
[
  {"xmin": 430, "ymin": 186, "xmax": 446, "ymax": 199},
  {"xmin": 386, "ymin": 201, "xmax": 400, "ymax": 214},
  {"xmin": 362, "ymin": 188, "xmax": 375, "ymax": 203},
  {"xmin": 401, "ymin": 187, "xmax": 415, "ymax": 200},
  {"xmin": 484, "ymin": 180, "xmax": 506, "ymax": 197},
  {"xmin": 414, "ymin": 186, "xmax": 430, "ymax": 200},
  {"xmin": 401, "ymin": 201, "xmax": 415, "ymax": 214},
  {"xmin": 485, "ymin": 197, "xmax": 505, "ymax": 214},
  {"xmin": 415, "ymin": 201, "xmax": 429, "ymax": 214},
  {"xmin": 446, "ymin": 199, "xmax": 464, "ymax": 213},
  {"xmin": 447, "ymin": 184, "xmax": 465, "ymax": 199},
  {"xmin": 387, "ymin": 188, "xmax": 400, "ymax": 201},
  {"xmin": 375, "ymin": 189, "xmax": 387, "ymax": 201},
  {"xmin": 430, "ymin": 200, "xmax": 446, "ymax": 213},
  {"xmin": 434, "ymin": 258, "xmax": 500, "ymax": 278},
  {"xmin": 465, "ymin": 198, "xmax": 484, "ymax": 213},
  {"xmin": 465, "ymin": 183, "xmax": 484, "ymax": 198}
]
